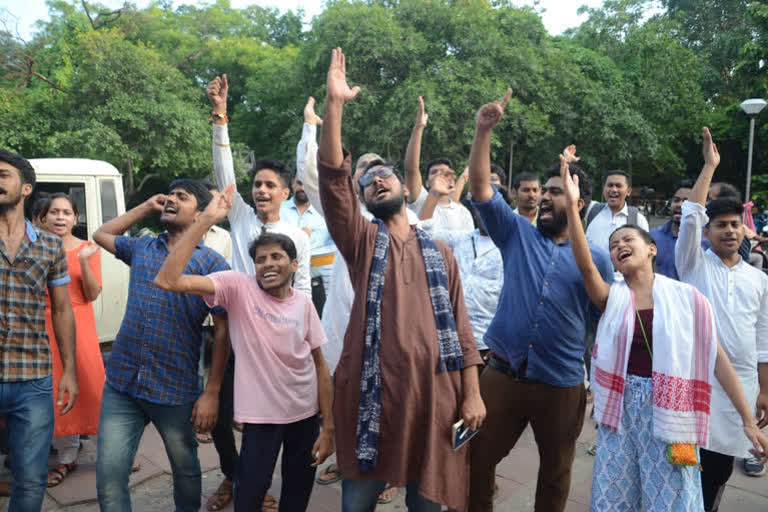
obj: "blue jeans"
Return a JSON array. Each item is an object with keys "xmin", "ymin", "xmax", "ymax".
[
  {"xmin": 341, "ymin": 479, "xmax": 441, "ymax": 512},
  {"xmin": 96, "ymin": 383, "xmax": 200, "ymax": 512},
  {"xmin": 0, "ymin": 375, "xmax": 54, "ymax": 512}
]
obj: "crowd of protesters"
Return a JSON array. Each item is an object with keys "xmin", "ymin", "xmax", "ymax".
[{"xmin": 0, "ymin": 48, "xmax": 767, "ymax": 512}]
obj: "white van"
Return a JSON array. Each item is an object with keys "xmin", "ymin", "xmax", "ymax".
[{"xmin": 30, "ymin": 159, "xmax": 128, "ymax": 344}]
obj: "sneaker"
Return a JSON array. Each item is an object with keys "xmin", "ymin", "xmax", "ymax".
[{"xmin": 743, "ymin": 456, "xmax": 766, "ymax": 477}]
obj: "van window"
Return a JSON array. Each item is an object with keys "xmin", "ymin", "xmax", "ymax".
[
  {"xmin": 35, "ymin": 182, "xmax": 88, "ymax": 239},
  {"xmin": 100, "ymin": 179, "xmax": 118, "ymax": 223}
]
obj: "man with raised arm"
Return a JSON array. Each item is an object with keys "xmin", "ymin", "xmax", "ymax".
[
  {"xmin": 317, "ymin": 48, "xmax": 485, "ymax": 512},
  {"xmin": 0, "ymin": 149, "xmax": 77, "ymax": 512},
  {"xmin": 405, "ymin": 96, "xmax": 474, "ymax": 231},
  {"xmin": 675, "ymin": 128, "xmax": 768, "ymax": 512},
  {"xmin": 92, "ymin": 180, "xmax": 230, "ymax": 512},
  {"xmin": 154, "ymin": 185, "xmax": 334, "ymax": 512},
  {"xmin": 206, "ymin": 74, "xmax": 311, "ymax": 296},
  {"xmin": 466, "ymin": 92, "xmax": 613, "ymax": 512}
]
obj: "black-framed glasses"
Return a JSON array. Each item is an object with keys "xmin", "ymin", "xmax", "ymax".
[{"xmin": 358, "ymin": 166, "xmax": 395, "ymax": 188}]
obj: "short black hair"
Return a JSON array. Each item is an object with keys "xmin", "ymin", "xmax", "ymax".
[
  {"xmin": 490, "ymin": 164, "xmax": 508, "ymax": 186},
  {"xmin": 711, "ymin": 182, "xmax": 740, "ymax": 201},
  {"xmin": 426, "ymin": 157, "xmax": 453, "ymax": 174},
  {"xmin": 0, "ymin": 148, "xmax": 35, "ymax": 187},
  {"xmin": 249, "ymin": 158, "xmax": 292, "ymax": 189},
  {"xmin": 248, "ymin": 232, "xmax": 297, "ymax": 262},
  {"xmin": 604, "ymin": 169, "xmax": 631, "ymax": 187},
  {"xmin": 168, "ymin": 179, "xmax": 213, "ymax": 211},
  {"xmin": 200, "ymin": 180, "xmax": 217, "ymax": 192},
  {"xmin": 513, "ymin": 172, "xmax": 539, "ymax": 190},
  {"xmin": 358, "ymin": 159, "xmax": 402, "ymax": 196},
  {"xmin": 544, "ymin": 163, "xmax": 591, "ymax": 219},
  {"xmin": 672, "ymin": 179, "xmax": 694, "ymax": 196},
  {"xmin": 611, "ymin": 224, "xmax": 657, "ymax": 270},
  {"xmin": 705, "ymin": 198, "xmax": 742, "ymax": 224},
  {"xmin": 40, "ymin": 192, "xmax": 79, "ymax": 218}
]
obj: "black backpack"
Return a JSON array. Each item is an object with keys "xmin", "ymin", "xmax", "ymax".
[{"xmin": 585, "ymin": 202, "xmax": 639, "ymax": 228}]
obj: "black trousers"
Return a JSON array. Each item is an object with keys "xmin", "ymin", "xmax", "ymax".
[
  {"xmin": 311, "ymin": 276, "xmax": 326, "ymax": 317},
  {"xmin": 234, "ymin": 415, "xmax": 319, "ymax": 512},
  {"xmin": 211, "ymin": 355, "xmax": 237, "ymax": 481},
  {"xmin": 700, "ymin": 448, "xmax": 735, "ymax": 512}
]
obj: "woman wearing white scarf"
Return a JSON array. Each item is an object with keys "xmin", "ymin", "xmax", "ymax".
[{"xmin": 557, "ymin": 153, "xmax": 768, "ymax": 511}]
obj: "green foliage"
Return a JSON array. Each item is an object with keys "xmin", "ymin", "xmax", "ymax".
[{"xmin": 0, "ymin": 0, "xmax": 766, "ymax": 205}]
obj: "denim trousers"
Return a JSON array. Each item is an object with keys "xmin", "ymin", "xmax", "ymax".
[
  {"xmin": 0, "ymin": 375, "xmax": 54, "ymax": 512},
  {"xmin": 96, "ymin": 383, "xmax": 201, "ymax": 512},
  {"xmin": 341, "ymin": 479, "xmax": 441, "ymax": 512}
]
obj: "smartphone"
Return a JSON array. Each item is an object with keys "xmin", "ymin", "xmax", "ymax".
[{"xmin": 452, "ymin": 419, "xmax": 480, "ymax": 451}]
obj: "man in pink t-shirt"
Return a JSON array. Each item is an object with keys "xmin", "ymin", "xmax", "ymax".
[{"xmin": 153, "ymin": 184, "xmax": 334, "ymax": 512}]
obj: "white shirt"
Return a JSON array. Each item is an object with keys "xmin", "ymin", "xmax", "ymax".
[
  {"xmin": 212, "ymin": 124, "xmax": 311, "ymax": 297},
  {"xmin": 431, "ymin": 229, "xmax": 503, "ymax": 351},
  {"xmin": 408, "ymin": 188, "xmax": 474, "ymax": 232},
  {"xmin": 585, "ymin": 202, "xmax": 650, "ymax": 256},
  {"xmin": 676, "ymin": 200, "xmax": 768, "ymax": 457},
  {"xmin": 202, "ymin": 225, "xmax": 233, "ymax": 327}
]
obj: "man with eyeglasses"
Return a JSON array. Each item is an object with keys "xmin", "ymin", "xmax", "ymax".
[
  {"xmin": 404, "ymin": 96, "xmax": 474, "ymax": 232},
  {"xmin": 317, "ymin": 48, "xmax": 485, "ymax": 512}
]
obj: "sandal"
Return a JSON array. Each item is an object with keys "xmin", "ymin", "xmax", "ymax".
[
  {"xmin": 195, "ymin": 432, "xmax": 214, "ymax": 444},
  {"xmin": 206, "ymin": 479, "xmax": 233, "ymax": 511},
  {"xmin": 315, "ymin": 463, "xmax": 343, "ymax": 485},
  {"xmin": 262, "ymin": 493, "xmax": 278, "ymax": 511},
  {"xmin": 377, "ymin": 483, "xmax": 398, "ymax": 504},
  {"xmin": 47, "ymin": 462, "xmax": 76, "ymax": 487}
]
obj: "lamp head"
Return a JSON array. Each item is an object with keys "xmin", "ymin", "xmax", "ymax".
[{"xmin": 740, "ymin": 98, "xmax": 767, "ymax": 116}]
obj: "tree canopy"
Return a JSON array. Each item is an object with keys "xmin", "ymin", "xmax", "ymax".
[{"xmin": 1, "ymin": 0, "xmax": 767, "ymax": 205}]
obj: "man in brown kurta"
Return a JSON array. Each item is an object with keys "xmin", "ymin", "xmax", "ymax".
[{"xmin": 317, "ymin": 48, "xmax": 485, "ymax": 512}]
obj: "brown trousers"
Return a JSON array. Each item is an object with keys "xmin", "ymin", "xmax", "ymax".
[{"xmin": 468, "ymin": 365, "xmax": 586, "ymax": 512}]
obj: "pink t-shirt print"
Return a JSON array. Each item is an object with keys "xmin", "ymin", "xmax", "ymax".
[{"xmin": 204, "ymin": 270, "xmax": 327, "ymax": 424}]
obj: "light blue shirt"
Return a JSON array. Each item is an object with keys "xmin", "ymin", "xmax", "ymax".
[
  {"xmin": 279, "ymin": 200, "xmax": 335, "ymax": 257},
  {"xmin": 432, "ymin": 229, "xmax": 501, "ymax": 351}
]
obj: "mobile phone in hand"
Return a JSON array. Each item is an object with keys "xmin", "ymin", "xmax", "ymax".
[{"xmin": 452, "ymin": 419, "xmax": 480, "ymax": 451}]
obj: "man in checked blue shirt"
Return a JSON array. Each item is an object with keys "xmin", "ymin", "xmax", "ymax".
[
  {"xmin": 93, "ymin": 179, "xmax": 230, "ymax": 512},
  {"xmin": 466, "ymin": 91, "xmax": 613, "ymax": 512}
]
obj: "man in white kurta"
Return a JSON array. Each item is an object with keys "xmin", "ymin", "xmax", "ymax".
[{"xmin": 676, "ymin": 140, "xmax": 768, "ymax": 511}]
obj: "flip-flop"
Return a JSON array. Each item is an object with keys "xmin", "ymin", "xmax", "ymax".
[
  {"xmin": 315, "ymin": 463, "xmax": 343, "ymax": 485},
  {"xmin": 196, "ymin": 432, "xmax": 214, "ymax": 444},
  {"xmin": 47, "ymin": 462, "xmax": 76, "ymax": 487},
  {"xmin": 377, "ymin": 483, "xmax": 397, "ymax": 504},
  {"xmin": 262, "ymin": 493, "xmax": 278, "ymax": 511}
]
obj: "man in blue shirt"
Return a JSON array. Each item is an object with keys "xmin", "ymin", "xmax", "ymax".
[
  {"xmin": 93, "ymin": 179, "xmax": 230, "ymax": 512},
  {"xmin": 467, "ymin": 91, "xmax": 613, "ymax": 512},
  {"xmin": 650, "ymin": 179, "xmax": 710, "ymax": 280}
]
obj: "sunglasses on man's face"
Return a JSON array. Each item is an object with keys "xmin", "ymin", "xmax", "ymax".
[{"xmin": 358, "ymin": 166, "xmax": 395, "ymax": 188}]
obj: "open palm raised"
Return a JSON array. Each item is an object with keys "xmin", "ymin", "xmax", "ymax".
[{"xmin": 326, "ymin": 47, "xmax": 360, "ymax": 103}]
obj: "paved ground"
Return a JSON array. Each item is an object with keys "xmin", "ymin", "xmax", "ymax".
[{"xmin": 1, "ymin": 407, "xmax": 766, "ymax": 511}]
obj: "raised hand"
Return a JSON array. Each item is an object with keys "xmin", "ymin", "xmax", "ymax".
[
  {"xmin": 476, "ymin": 88, "xmax": 513, "ymax": 132},
  {"xmin": 144, "ymin": 194, "xmax": 168, "ymax": 213},
  {"xmin": 559, "ymin": 154, "xmax": 580, "ymax": 208},
  {"xmin": 206, "ymin": 74, "xmax": 229, "ymax": 111},
  {"xmin": 562, "ymin": 144, "xmax": 580, "ymax": 163},
  {"xmin": 78, "ymin": 241, "xmax": 100, "ymax": 261},
  {"xmin": 202, "ymin": 183, "xmax": 235, "ymax": 223},
  {"xmin": 304, "ymin": 96, "xmax": 322, "ymax": 125},
  {"xmin": 415, "ymin": 96, "xmax": 428, "ymax": 128},
  {"xmin": 702, "ymin": 127, "xmax": 720, "ymax": 169},
  {"xmin": 326, "ymin": 47, "xmax": 360, "ymax": 104},
  {"xmin": 429, "ymin": 174, "xmax": 455, "ymax": 196}
]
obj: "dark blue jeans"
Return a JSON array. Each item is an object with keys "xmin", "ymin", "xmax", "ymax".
[
  {"xmin": 235, "ymin": 415, "xmax": 319, "ymax": 511},
  {"xmin": 0, "ymin": 375, "xmax": 54, "ymax": 512},
  {"xmin": 96, "ymin": 383, "xmax": 200, "ymax": 512},
  {"xmin": 341, "ymin": 479, "xmax": 442, "ymax": 512}
]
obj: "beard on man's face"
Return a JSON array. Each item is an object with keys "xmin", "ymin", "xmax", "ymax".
[
  {"xmin": 294, "ymin": 190, "xmax": 309, "ymax": 205},
  {"xmin": 366, "ymin": 193, "xmax": 405, "ymax": 222},
  {"xmin": 537, "ymin": 206, "xmax": 568, "ymax": 238},
  {"xmin": 0, "ymin": 185, "xmax": 22, "ymax": 215}
]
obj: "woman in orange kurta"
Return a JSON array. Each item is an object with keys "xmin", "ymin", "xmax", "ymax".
[{"xmin": 41, "ymin": 194, "xmax": 105, "ymax": 486}]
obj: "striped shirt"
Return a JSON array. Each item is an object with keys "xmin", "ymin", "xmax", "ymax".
[
  {"xmin": 107, "ymin": 234, "xmax": 229, "ymax": 405},
  {"xmin": 0, "ymin": 220, "xmax": 70, "ymax": 382}
]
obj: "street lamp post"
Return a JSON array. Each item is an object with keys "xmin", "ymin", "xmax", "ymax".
[{"xmin": 740, "ymin": 98, "xmax": 767, "ymax": 202}]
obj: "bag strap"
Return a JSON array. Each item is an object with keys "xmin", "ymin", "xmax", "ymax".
[
  {"xmin": 628, "ymin": 206, "xmax": 638, "ymax": 226},
  {"xmin": 586, "ymin": 202, "xmax": 606, "ymax": 228},
  {"xmin": 635, "ymin": 306, "xmax": 653, "ymax": 358}
]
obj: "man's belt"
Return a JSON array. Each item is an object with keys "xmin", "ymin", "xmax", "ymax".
[
  {"xmin": 311, "ymin": 254, "xmax": 335, "ymax": 267},
  {"xmin": 488, "ymin": 353, "xmax": 529, "ymax": 381}
]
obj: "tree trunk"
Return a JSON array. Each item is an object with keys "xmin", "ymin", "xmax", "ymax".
[{"xmin": 125, "ymin": 159, "xmax": 134, "ymax": 197}]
